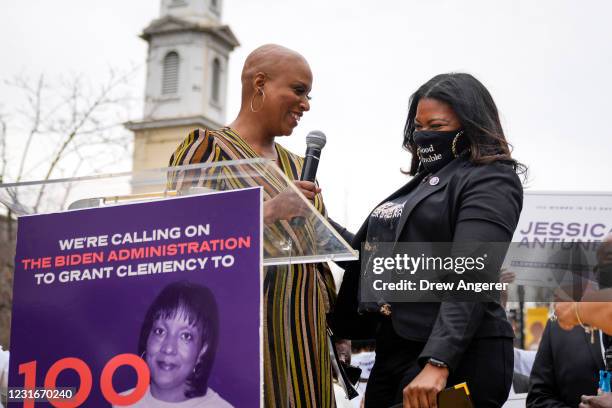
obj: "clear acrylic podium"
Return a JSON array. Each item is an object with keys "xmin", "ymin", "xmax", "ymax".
[
  {"xmin": 0, "ymin": 158, "xmax": 358, "ymax": 266},
  {"xmin": 0, "ymin": 158, "xmax": 359, "ymax": 407}
]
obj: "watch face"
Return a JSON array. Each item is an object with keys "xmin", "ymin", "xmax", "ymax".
[{"xmin": 428, "ymin": 358, "xmax": 447, "ymax": 368}]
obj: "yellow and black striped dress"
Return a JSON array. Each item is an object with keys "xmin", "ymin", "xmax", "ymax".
[{"xmin": 169, "ymin": 127, "xmax": 336, "ymax": 407}]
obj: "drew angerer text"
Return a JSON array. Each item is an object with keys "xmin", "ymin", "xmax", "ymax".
[{"xmin": 372, "ymin": 279, "xmax": 508, "ymax": 293}]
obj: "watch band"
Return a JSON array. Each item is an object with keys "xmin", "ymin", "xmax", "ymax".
[{"xmin": 427, "ymin": 357, "xmax": 448, "ymax": 368}]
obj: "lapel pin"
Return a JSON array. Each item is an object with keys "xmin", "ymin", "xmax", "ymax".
[{"xmin": 429, "ymin": 176, "xmax": 440, "ymax": 186}]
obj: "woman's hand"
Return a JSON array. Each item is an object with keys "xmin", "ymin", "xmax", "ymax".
[
  {"xmin": 335, "ymin": 338, "xmax": 351, "ymax": 366},
  {"xmin": 263, "ymin": 181, "xmax": 321, "ymax": 224},
  {"xmin": 403, "ymin": 363, "xmax": 449, "ymax": 408},
  {"xmin": 499, "ymin": 269, "xmax": 516, "ymax": 309},
  {"xmin": 293, "ymin": 180, "xmax": 321, "ymax": 201},
  {"xmin": 580, "ymin": 393, "xmax": 612, "ymax": 408},
  {"xmin": 554, "ymin": 301, "xmax": 580, "ymax": 330},
  {"xmin": 499, "ymin": 270, "xmax": 516, "ymax": 285}
]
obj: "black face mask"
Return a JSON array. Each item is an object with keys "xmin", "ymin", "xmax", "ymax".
[{"xmin": 412, "ymin": 129, "xmax": 462, "ymax": 173}]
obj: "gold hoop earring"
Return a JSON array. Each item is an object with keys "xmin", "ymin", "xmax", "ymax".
[
  {"xmin": 452, "ymin": 130, "xmax": 465, "ymax": 158},
  {"xmin": 250, "ymin": 88, "xmax": 265, "ymax": 113}
]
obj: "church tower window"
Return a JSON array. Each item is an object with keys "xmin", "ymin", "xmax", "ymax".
[
  {"xmin": 162, "ymin": 51, "xmax": 180, "ymax": 94},
  {"xmin": 211, "ymin": 57, "xmax": 221, "ymax": 103}
]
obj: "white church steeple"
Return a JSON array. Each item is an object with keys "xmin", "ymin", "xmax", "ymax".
[
  {"xmin": 160, "ymin": 0, "xmax": 222, "ymax": 24},
  {"xmin": 126, "ymin": 0, "xmax": 239, "ymax": 172}
]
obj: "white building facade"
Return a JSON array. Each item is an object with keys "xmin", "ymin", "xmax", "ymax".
[{"xmin": 126, "ymin": 0, "xmax": 239, "ymax": 171}]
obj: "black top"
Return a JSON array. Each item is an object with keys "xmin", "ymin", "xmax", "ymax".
[
  {"xmin": 527, "ymin": 322, "xmax": 603, "ymax": 407},
  {"xmin": 366, "ymin": 195, "xmax": 410, "ymax": 244},
  {"xmin": 360, "ymin": 195, "xmax": 410, "ymax": 309}
]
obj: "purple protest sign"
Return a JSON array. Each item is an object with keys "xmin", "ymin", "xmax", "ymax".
[{"xmin": 8, "ymin": 188, "xmax": 262, "ymax": 407}]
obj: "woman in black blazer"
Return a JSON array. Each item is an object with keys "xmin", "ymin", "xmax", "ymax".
[{"xmin": 333, "ymin": 73, "xmax": 524, "ymax": 408}]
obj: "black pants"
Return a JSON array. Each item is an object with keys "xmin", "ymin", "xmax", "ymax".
[{"xmin": 365, "ymin": 319, "xmax": 513, "ymax": 408}]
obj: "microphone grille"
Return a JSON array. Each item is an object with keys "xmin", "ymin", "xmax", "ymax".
[{"xmin": 306, "ymin": 130, "xmax": 327, "ymax": 149}]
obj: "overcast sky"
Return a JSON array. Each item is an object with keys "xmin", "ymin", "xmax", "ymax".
[{"xmin": 1, "ymin": 0, "xmax": 611, "ymax": 229}]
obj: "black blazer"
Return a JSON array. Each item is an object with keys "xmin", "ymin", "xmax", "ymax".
[
  {"xmin": 333, "ymin": 157, "xmax": 523, "ymax": 371},
  {"xmin": 527, "ymin": 321, "xmax": 603, "ymax": 408}
]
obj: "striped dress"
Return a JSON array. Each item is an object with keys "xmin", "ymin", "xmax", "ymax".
[{"xmin": 169, "ymin": 127, "xmax": 337, "ymax": 407}]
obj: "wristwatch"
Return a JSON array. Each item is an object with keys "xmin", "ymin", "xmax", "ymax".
[{"xmin": 427, "ymin": 357, "xmax": 448, "ymax": 369}]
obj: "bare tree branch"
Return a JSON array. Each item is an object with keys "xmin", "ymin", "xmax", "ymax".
[
  {"xmin": 2, "ymin": 65, "xmax": 141, "ymax": 213},
  {"xmin": 0, "ymin": 115, "xmax": 7, "ymax": 184},
  {"xmin": 33, "ymin": 69, "xmax": 138, "ymax": 210},
  {"xmin": 14, "ymin": 75, "xmax": 44, "ymax": 183}
]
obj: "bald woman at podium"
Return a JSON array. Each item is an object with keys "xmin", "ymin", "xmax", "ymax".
[{"xmin": 169, "ymin": 44, "xmax": 338, "ymax": 407}]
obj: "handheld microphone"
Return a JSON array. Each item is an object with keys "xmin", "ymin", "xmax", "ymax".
[
  {"xmin": 300, "ymin": 130, "xmax": 327, "ymax": 182},
  {"xmin": 291, "ymin": 131, "xmax": 326, "ymax": 227}
]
